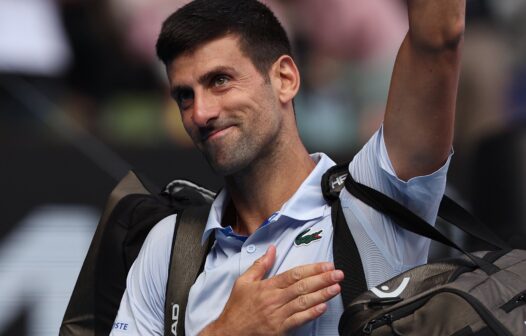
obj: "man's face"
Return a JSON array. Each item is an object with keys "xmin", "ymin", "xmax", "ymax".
[{"xmin": 167, "ymin": 35, "xmax": 285, "ymax": 176}]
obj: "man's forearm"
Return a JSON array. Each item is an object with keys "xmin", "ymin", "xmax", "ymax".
[
  {"xmin": 406, "ymin": 0, "xmax": 466, "ymax": 51},
  {"xmin": 382, "ymin": 0, "xmax": 466, "ymax": 180}
]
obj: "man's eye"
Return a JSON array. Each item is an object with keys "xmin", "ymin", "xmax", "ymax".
[
  {"xmin": 213, "ymin": 75, "xmax": 229, "ymax": 87},
  {"xmin": 176, "ymin": 90, "xmax": 194, "ymax": 110}
]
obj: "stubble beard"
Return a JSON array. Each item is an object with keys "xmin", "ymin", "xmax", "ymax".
[
  {"xmin": 201, "ymin": 127, "xmax": 266, "ymax": 177},
  {"xmin": 203, "ymin": 137, "xmax": 252, "ymax": 176},
  {"xmin": 201, "ymin": 117, "xmax": 281, "ymax": 177}
]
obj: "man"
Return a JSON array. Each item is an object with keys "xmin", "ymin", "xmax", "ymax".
[{"xmin": 111, "ymin": 0, "xmax": 464, "ymax": 334}]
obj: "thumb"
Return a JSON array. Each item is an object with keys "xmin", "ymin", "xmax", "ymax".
[{"xmin": 242, "ymin": 245, "xmax": 276, "ymax": 282}]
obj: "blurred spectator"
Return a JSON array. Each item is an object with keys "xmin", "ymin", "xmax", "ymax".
[
  {"xmin": 58, "ymin": 0, "xmax": 170, "ymax": 144},
  {"xmin": 289, "ymin": 0, "xmax": 406, "ymax": 61},
  {"xmin": 452, "ymin": 23, "xmax": 512, "ymax": 191},
  {"xmin": 108, "ymin": 0, "xmax": 189, "ymax": 65},
  {"xmin": 276, "ymin": 0, "xmax": 407, "ymax": 155},
  {"xmin": 0, "ymin": 0, "xmax": 71, "ymax": 76},
  {"xmin": 0, "ymin": 0, "xmax": 72, "ymax": 146},
  {"xmin": 442, "ymin": 0, "xmax": 526, "ymax": 248}
]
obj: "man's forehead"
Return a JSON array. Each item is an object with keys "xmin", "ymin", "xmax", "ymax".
[
  {"xmin": 174, "ymin": 35, "xmax": 245, "ymax": 64},
  {"xmin": 167, "ymin": 35, "xmax": 252, "ymax": 81}
]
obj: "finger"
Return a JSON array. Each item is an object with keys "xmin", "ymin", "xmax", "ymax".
[
  {"xmin": 268, "ymin": 262, "xmax": 335, "ymax": 289},
  {"xmin": 241, "ymin": 245, "xmax": 276, "ymax": 282},
  {"xmin": 280, "ymin": 269, "xmax": 344, "ymax": 303},
  {"xmin": 281, "ymin": 283, "xmax": 341, "ymax": 317},
  {"xmin": 281, "ymin": 303, "xmax": 328, "ymax": 332}
]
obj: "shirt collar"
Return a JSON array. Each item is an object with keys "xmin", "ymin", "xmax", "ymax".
[{"xmin": 201, "ymin": 153, "xmax": 336, "ymax": 245}]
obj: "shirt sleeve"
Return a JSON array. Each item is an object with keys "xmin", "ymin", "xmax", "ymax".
[
  {"xmin": 109, "ymin": 214, "xmax": 177, "ymax": 335},
  {"xmin": 339, "ymin": 126, "xmax": 452, "ymax": 288}
]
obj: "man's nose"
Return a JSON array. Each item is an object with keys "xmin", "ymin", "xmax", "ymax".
[{"xmin": 191, "ymin": 93, "xmax": 220, "ymax": 127}]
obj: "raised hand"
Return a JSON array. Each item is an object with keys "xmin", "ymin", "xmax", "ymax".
[{"xmin": 198, "ymin": 245, "xmax": 344, "ymax": 336}]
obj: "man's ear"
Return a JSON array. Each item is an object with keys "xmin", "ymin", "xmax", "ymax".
[{"xmin": 270, "ymin": 55, "xmax": 300, "ymax": 104}]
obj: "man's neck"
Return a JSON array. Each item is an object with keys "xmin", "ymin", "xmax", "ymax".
[{"xmin": 224, "ymin": 145, "xmax": 315, "ymax": 236}]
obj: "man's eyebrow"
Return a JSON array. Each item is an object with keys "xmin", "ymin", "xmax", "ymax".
[
  {"xmin": 198, "ymin": 66, "xmax": 237, "ymax": 85},
  {"xmin": 170, "ymin": 66, "xmax": 238, "ymax": 99},
  {"xmin": 170, "ymin": 85, "xmax": 192, "ymax": 100}
]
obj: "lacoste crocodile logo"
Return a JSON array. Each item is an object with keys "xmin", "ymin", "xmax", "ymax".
[{"xmin": 294, "ymin": 229, "xmax": 323, "ymax": 246}]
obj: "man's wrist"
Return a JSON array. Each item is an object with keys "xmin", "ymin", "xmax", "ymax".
[{"xmin": 198, "ymin": 318, "xmax": 228, "ymax": 336}]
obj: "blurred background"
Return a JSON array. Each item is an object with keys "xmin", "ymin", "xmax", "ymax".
[{"xmin": 0, "ymin": 0, "xmax": 525, "ymax": 334}]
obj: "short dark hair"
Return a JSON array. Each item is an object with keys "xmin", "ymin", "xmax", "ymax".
[{"xmin": 156, "ymin": 0, "xmax": 292, "ymax": 75}]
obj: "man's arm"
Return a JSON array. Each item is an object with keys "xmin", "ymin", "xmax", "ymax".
[{"xmin": 383, "ymin": 0, "xmax": 465, "ymax": 181}]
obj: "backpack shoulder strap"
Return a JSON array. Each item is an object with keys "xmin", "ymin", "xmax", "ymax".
[
  {"xmin": 321, "ymin": 162, "xmax": 368, "ymax": 307},
  {"xmin": 331, "ymin": 198, "xmax": 368, "ymax": 307},
  {"xmin": 164, "ymin": 198, "xmax": 214, "ymax": 336},
  {"xmin": 321, "ymin": 162, "xmax": 349, "ymax": 204},
  {"xmin": 60, "ymin": 171, "xmax": 216, "ymax": 336}
]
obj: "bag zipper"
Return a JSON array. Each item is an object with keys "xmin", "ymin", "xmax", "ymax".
[
  {"xmin": 359, "ymin": 288, "xmax": 512, "ymax": 336},
  {"xmin": 500, "ymin": 290, "xmax": 526, "ymax": 313},
  {"xmin": 361, "ymin": 298, "xmax": 428, "ymax": 335},
  {"xmin": 340, "ymin": 298, "xmax": 403, "ymax": 335}
]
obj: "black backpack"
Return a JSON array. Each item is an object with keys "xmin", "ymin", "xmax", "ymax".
[{"xmin": 60, "ymin": 171, "xmax": 215, "ymax": 336}]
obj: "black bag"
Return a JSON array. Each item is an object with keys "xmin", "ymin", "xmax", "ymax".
[
  {"xmin": 60, "ymin": 171, "xmax": 215, "ymax": 336},
  {"xmin": 336, "ymin": 171, "xmax": 526, "ymax": 335}
]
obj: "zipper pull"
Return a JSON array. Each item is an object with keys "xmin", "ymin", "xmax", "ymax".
[
  {"xmin": 382, "ymin": 314, "xmax": 393, "ymax": 324},
  {"xmin": 501, "ymin": 290, "xmax": 526, "ymax": 313},
  {"xmin": 362, "ymin": 319, "xmax": 377, "ymax": 335},
  {"xmin": 362, "ymin": 314, "xmax": 403, "ymax": 335}
]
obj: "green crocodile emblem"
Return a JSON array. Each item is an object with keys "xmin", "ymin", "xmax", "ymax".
[{"xmin": 294, "ymin": 229, "xmax": 323, "ymax": 246}]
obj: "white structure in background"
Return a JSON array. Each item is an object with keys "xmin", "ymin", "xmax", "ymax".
[
  {"xmin": 0, "ymin": 206, "xmax": 97, "ymax": 335},
  {"xmin": 0, "ymin": 0, "xmax": 71, "ymax": 75}
]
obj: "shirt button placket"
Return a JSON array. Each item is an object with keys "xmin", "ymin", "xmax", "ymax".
[
  {"xmin": 239, "ymin": 243, "xmax": 260, "ymax": 274},
  {"xmin": 246, "ymin": 244, "xmax": 256, "ymax": 254}
]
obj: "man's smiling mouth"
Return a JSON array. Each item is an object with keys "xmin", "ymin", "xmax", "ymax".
[{"xmin": 201, "ymin": 125, "xmax": 234, "ymax": 142}]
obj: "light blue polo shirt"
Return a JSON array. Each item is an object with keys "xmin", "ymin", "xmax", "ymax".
[{"xmin": 111, "ymin": 127, "xmax": 450, "ymax": 335}]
